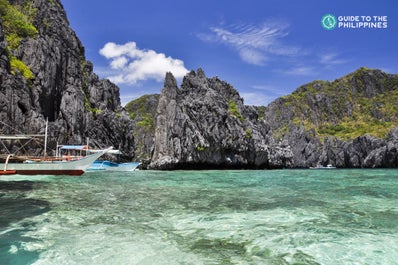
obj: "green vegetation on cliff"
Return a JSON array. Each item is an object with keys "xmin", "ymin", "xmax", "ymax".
[
  {"xmin": 0, "ymin": 0, "xmax": 37, "ymax": 79},
  {"xmin": 269, "ymin": 68, "xmax": 398, "ymax": 141},
  {"xmin": 0, "ymin": 0, "xmax": 38, "ymax": 50},
  {"xmin": 126, "ymin": 94, "xmax": 159, "ymax": 131},
  {"xmin": 10, "ymin": 55, "xmax": 34, "ymax": 79},
  {"xmin": 228, "ymin": 100, "xmax": 244, "ymax": 122},
  {"xmin": 125, "ymin": 94, "xmax": 159, "ymax": 160}
]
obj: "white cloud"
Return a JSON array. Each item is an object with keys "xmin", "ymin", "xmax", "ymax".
[
  {"xmin": 100, "ymin": 42, "xmax": 143, "ymax": 59},
  {"xmin": 319, "ymin": 53, "xmax": 347, "ymax": 65},
  {"xmin": 110, "ymin": 56, "xmax": 128, "ymax": 69},
  {"xmin": 108, "ymin": 74, "xmax": 125, "ymax": 84},
  {"xmin": 239, "ymin": 48, "xmax": 267, "ymax": 66},
  {"xmin": 199, "ymin": 21, "xmax": 300, "ymax": 65},
  {"xmin": 99, "ymin": 42, "xmax": 189, "ymax": 85},
  {"xmin": 276, "ymin": 66, "xmax": 316, "ymax": 76}
]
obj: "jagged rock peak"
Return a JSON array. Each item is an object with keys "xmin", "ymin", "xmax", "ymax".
[
  {"xmin": 184, "ymin": 68, "xmax": 206, "ymax": 79},
  {"xmin": 164, "ymin": 72, "xmax": 178, "ymax": 89},
  {"xmin": 181, "ymin": 68, "xmax": 243, "ymax": 104},
  {"xmin": 197, "ymin": 67, "xmax": 206, "ymax": 78},
  {"xmin": 149, "ymin": 69, "xmax": 293, "ymax": 169}
]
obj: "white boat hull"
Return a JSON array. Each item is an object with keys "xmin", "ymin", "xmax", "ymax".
[{"xmin": 0, "ymin": 148, "xmax": 110, "ymax": 176}]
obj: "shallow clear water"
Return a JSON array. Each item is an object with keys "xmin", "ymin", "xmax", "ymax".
[{"xmin": 1, "ymin": 169, "xmax": 398, "ymax": 264}]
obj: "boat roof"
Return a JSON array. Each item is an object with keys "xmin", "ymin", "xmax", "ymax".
[
  {"xmin": 0, "ymin": 134, "xmax": 45, "ymax": 140},
  {"xmin": 88, "ymin": 149, "xmax": 122, "ymax": 155},
  {"xmin": 59, "ymin": 145, "xmax": 88, "ymax": 150},
  {"xmin": 58, "ymin": 146, "xmax": 121, "ymax": 154}
]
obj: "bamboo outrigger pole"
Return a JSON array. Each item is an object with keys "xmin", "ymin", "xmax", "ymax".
[{"xmin": 43, "ymin": 118, "xmax": 48, "ymax": 158}]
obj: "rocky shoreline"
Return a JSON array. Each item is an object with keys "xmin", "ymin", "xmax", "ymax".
[{"xmin": 144, "ymin": 69, "xmax": 398, "ymax": 170}]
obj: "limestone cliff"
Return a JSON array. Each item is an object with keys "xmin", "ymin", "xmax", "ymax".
[
  {"xmin": 0, "ymin": 0, "xmax": 134, "ymax": 158},
  {"xmin": 262, "ymin": 68, "xmax": 398, "ymax": 168},
  {"xmin": 125, "ymin": 94, "xmax": 159, "ymax": 165},
  {"xmin": 1, "ymin": 0, "xmax": 397, "ymax": 169},
  {"xmin": 149, "ymin": 69, "xmax": 293, "ymax": 169},
  {"xmin": 131, "ymin": 67, "xmax": 398, "ymax": 169}
]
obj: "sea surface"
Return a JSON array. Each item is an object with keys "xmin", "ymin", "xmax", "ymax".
[{"xmin": 0, "ymin": 169, "xmax": 398, "ymax": 265}]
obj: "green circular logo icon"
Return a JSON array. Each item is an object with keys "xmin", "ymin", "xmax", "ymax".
[{"xmin": 321, "ymin": 14, "xmax": 337, "ymax": 30}]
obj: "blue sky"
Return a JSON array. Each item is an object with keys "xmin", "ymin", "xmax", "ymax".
[{"xmin": 61, "ymin": 0, "xmax": 397, "ymax": 106}]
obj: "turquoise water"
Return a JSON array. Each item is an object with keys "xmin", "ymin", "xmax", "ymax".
[{"xmin": 1, "ymin": 169, "xmax": 398, "ymax": 264}]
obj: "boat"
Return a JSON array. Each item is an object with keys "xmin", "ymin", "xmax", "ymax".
[
  {"xmin": 0, "ymin": 121, "xmax": 111, "ymax": 176},
  {"xmin": 86, "ymin": 147, "xmax": 141, "ymax": 172},
  {"xmin": 88, "ymin": 160, "xmax": 141, "ymax": 172},
  {"xmin": 310, "ymin": 164, "xmax": 336, "ymax": 169},
  {"xmin": 0, "ymin": 148, "xmax": 112, "ymax": 176}
]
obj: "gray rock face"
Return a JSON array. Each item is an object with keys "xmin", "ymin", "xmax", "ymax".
[
  {"xmin": 0, "ymin": 0, "xmax": 134, "ymax": 158},
  {"xmin": 362, "ymin": 128, "xmax": 398, "ymax": 167},
  {"xmin": 149, "ymin": 69, "xmax": 293, "ymax": 169},
  {"xmin": 313, "ymin": 132, "xmax": 398, "ymax": 168},
  {"xmin": 125, "ymin": 94, "xmax": 160, "ymax": 166},
  {"xmin": 2, "ymin": 1, "xmax": 397, "ymax": 168},
  {"xmin": 262, "ymin": 68, "xmax": 398, "ymax": 168}
]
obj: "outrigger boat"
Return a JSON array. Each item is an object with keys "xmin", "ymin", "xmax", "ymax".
[
  {"xmin": 88, "ymin": 160, "xmax": 141, "ymax": 172},
  {"xmin": 309, "ymin": 164, "xmax": 336, "ymax": 169},
  {"xmin": 0, "ymin": 149, "xmax": 111, "ymax": 176},
  {"xmin": 85, "ymin": 147, "xmax": 140, "ymax": 172},
  {"xmin": 0, "ymin": 121, "xmax": 111, "ymax": 176}
]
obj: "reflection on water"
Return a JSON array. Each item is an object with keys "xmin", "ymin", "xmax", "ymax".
[{"xmin": 0, "ymin": 169, "xmax": 398, "ymax": 264}]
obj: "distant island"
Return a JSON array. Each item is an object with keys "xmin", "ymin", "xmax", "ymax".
[{"xmin": 1, "ymin": 0, "xmax": 398, "ymax": 169}]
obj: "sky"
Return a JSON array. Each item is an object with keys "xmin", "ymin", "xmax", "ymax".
[{"xmin": 61, "ymin": 0, "xmax": 398, "ymax": 106}]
